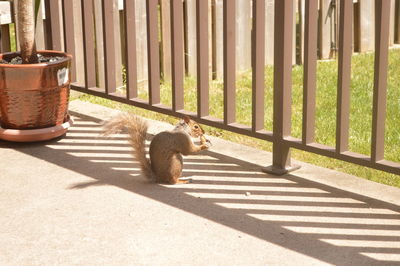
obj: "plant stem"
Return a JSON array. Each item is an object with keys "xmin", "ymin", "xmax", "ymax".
[{"xmin": 17, "ymin": 0, "xmax": 38, "ymax": 64}]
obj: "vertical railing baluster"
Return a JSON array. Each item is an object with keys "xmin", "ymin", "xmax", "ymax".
[
  {"xmin": 171, "ymin": 0, "xmax": 184, "ymax": 111},
  {"xmin": 102, "ymin": 1, "xmax": 117, "ymax": 94},
  {"xmin": 81, "ymin": 0, "xmax": 96, "ymax": 89},
  {"xmin": 196, "ymin": 0, "xmax": 209, "ymax": 118},
  {"xmin": 252, "ymin": 0, "xmax": 265, "ymax": 132},
  {"xmin": 146, "ymin": 0, "xmax": 161, "ymax": 105},
  {"xmin": 264, "ymin": 0, "xmax": 299, "ymax": 175},
  {"xmin": 336, "ymin": 0, "xmax": 353, "ymax": 153},
  {"xmin": 62, "ymin": 0, "xmax": 76, "ymax": 82},
  {"xmin": 223, "ymin": 0, "xmax": 235, "ymax": 125},
  {"xmin": 44, "ymin": 0, "xmax": 62, "ymax": 51},
  {"xmin": 302, "ymin": 0, "xmax": 318, "ymax": 144},
  {"xmin": 124, "ymin": 0, "xmax": 138, "ymax": 99},
  {"xmin": 372, "ymin": 0, "xmax": 391, "ymax": 162}
]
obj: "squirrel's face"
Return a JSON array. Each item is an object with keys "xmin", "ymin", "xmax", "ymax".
[
  {"xmin": 189, "ymin": 121, "xmax": 205, "ymax": 138},
  {"xmin": 183, "ymin": 116, "xmax": 205, "ymax": 138}
]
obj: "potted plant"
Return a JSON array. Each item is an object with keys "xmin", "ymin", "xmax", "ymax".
[{"xmin": 0, "ymin": 0, "xmax": 73, "ymax": 142}]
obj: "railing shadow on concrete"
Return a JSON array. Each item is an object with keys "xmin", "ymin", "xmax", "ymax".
[{"xmin": 2, "ymin": 114, "xmax": 400, "ymax": 265}]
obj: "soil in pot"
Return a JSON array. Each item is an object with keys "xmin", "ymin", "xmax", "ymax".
[{"xmin": 0, "ymin": 53, "xmax": 66, "ymax": 65}]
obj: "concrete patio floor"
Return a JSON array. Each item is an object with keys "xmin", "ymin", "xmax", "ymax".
[{"xmin": 1, "ymin": 100, "xmax": 400, "ymax": 265}]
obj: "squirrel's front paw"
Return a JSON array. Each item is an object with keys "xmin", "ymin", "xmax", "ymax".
[
  {"xmin": 201, "ymin": 141, "xmax": 212, "ymax": 150},
  {"xmin": 205, "ymin": 139, "xmax": 212, "ymax": 147},
  {"xmin": 200, "ymin": 136, "xmax": 212, "ymax": 146}
]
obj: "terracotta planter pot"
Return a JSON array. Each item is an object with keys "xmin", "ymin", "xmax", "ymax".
[{"xmin": 0, "ymin": 50, "xmax": 73, "ymax": 141}]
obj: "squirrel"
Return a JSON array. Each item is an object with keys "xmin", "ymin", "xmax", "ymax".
[{"xmin": 102, "ymin": 113, "xmax": 211, "ymax": 184}]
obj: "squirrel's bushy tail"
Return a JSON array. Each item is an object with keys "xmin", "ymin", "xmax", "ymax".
[{"xmin": 102, "ymin": 114, "xmax": 154, "ymax": 181}]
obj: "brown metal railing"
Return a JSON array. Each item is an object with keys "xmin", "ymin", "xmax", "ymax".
[
  {"xmin": 281, "ymin": 0, "xmax": 397, "ymax": 175},
  {"xmin": 5, "ymin": 0, "xmax": 399, "ymax": 176}
]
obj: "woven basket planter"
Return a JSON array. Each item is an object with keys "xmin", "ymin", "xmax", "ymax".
[{"xmin": 0, "ymin": 50, "xmax": 73, "ymax": 142}]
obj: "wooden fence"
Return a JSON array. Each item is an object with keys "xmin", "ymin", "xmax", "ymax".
[{"xmin": 1, "ymin": 0, "xmax": 400, "ymax": 87}]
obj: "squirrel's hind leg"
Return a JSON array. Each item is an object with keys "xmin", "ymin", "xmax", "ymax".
[{"xmin": 166, "ymin": 153, "xmax": 185, "ymax": 184}]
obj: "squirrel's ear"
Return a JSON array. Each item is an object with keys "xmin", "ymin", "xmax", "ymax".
[{"xmin": 183, "ymin": 115, "xmax": 191, "ymax": 124}]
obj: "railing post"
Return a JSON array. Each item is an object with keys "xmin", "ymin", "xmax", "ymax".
[{"xmin": 263, "ymin": 0, "xmax": 300, "ymax": 175}]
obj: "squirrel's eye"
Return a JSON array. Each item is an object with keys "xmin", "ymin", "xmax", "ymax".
[{"xmin": 194, "ymin": 125, "xmax": 199, "ymax": 129}]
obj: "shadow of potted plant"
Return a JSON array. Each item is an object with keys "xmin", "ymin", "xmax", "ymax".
[{"xmin": 0, "ymin": 0, "xmax": 73, "ymax": 142}]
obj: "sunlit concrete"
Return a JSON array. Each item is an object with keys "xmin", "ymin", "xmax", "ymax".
[{"xmin": 0, "ymin": 100, "xmax": 399, "ymax": 265}]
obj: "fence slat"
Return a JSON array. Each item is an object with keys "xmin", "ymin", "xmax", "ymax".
[
  {"xmin": 358, "ymin": 0, "xmax": 375, "ymax": 52},
  {"xmin": 318, "ymin": 0, "xmax": 333, "ymax": 59},
  {"xmin": 396, "ymin": 0, "xmax": 400, "ymax": 43},
  {"xmin": 62, "ymin": 0, "xmax": 76, "ymax": 82},
  {"xmin": 252, "ymin": 0, "xmax": 265, "ymax": 132},
  {"xmin": 135, "ymin": 0, "xmax": 148, "ymax": 88},
  {"xmin": 66, "ymin": 0, "xmax": 84, "ymax": 85},
  {"xmin": 236, "ymin": 0, "xmax": 251, "ymax": 72},
  {"xmin": 146, "ymin": 0, "xmax": 160, "ymax": 105},
  {"xmin": 298, "ymin": 0, "xmax": 305, "ymax": 64},
  {"xmin": 336, "ymin": 0, "xmax": 353, "ymax": 154},
  {"xmin": 196, "ymin": 0, "xmax": 209, "ymax": 118},
  {"xmin": 302, "ymin": 0, "xmax": 318, "ymax": 144},
  {"xmin": 0, "ymin": 1, "xmax": 12, "ymax": 26},
  {"xmin": 73, "ymin": 0, "xmax": 85, "ymax": 86},
  {"xmin": 45, "ymin": 0, "xmax": 63, "ymax": 51},
  {"xmin": 208, "ymin": 2, "xmax": 213, "ymax": 78},
  {"xmin": 123, "ymin": 0, "xmax": 138, "ymax": 99},
  {"xmin": 185, "ymin": 0, "xmax": 197, "ymax": 77},
  {"xmin": 265, "ymin": 0, "xmax": 297, "ymax": 175},
  {"xmin": 115, "ymin": 2, "xmax": 123, "ymax": 90},
  {"xmin": 160, "ymin": 0, "xmax": 171, "ymax": 81},
  {"xmin": 35, "ymin": 1, "xmax": 45, "ymax": 50},
  {"xmin": 389, "ymin": 0, "xmax": 395, "ymax": 45},
  {"xmin": 11, "ymin": 0, "xmax": 19, "ymax": 49},
  {"xmin": 171, "ymin": 0, "xmax": 184, "ymax": 111},
  {"xmin": 265, "ymin": 0, "xmax": 274, "ymax": 65},
  {"xmin": 0, "ymin": 25, "xmax": 11, "ymax": 52},
  {"xmin": 371, "ymin": 0, "xmax": 391, "ymax": 162},
  {"xmin": 81, "ymin": 0, "xmax": 96, "ymax": 89},
  {"xmin": 223, "ymin": 0, "xmax": 236, "ymax": 125},
  {"xmin": 212, "ymin": 0, "xmax": 224, "ymax": 78},
  {"xmin": 102, "ymin": 0, "xmax": 117, "ymax": 94},
  {"xmin": 93, "ymin": 0, "xmax": 105, "ymax": 89}
]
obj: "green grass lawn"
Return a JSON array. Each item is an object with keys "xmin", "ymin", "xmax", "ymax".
[{"xmin": 78, "ymin": 48, "xmax": 400, "ymax": 188}]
